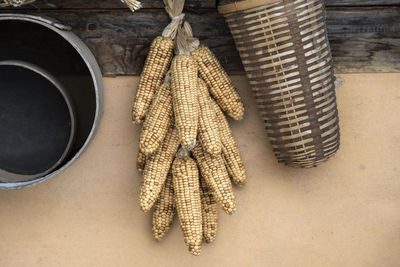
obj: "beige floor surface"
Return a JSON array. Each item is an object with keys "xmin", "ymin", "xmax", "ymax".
[{"xmin": 0, "ymin": 74, "xmax": 399, "ymax": 267}]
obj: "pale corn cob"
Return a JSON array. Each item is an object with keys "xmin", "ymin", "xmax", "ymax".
[
  {"xmin": 136, "ymin": 150, "xmax": 147, "ymax": 173},
  {"xmin": 197, "ymin": 78, "xmax": 222, "ymax": 155},
  {"xmin": 192, "ymin": 46, "xmax": 244, "ymax": 120},
  {"xmin": 211, "ymin": 100, "xmax": 247, "ymax": 185},
  {"xmin": 132, "ymin": 36, "xmax": 174, "ymax": 124},
  {"xmin": 139, "ymin": 126, "xmax": 180, "ymax": 212},
  {"xmin": 200, "ymin": 175, "xmax": 218, "ymax": 243},
  {"xmin": 192, "ymin": 143, "xmax": 236, "ymax": 214},
  {"xmin": 152, "ymin": 172, "xmax": 175, "ymax": 241},
  {"xmin": 172, "ymin": 157, "xmax": 202, "ymax": 256},
  {"xmin": 139, "ymin": 82, "xmax": 173, "ymax": 155},
  {"xmin": 171, "ymin": 54, "xmax": 199, "ymax": 149}
]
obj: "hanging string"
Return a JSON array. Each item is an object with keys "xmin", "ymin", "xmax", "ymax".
[
  {"xmin": 161, "ymin": 0, "xmax": 186, "ymax": 39},
  {"xmin": 0, "ymin": 0, "xmax": 35, "ymax": 7},
  {"xmin": 121, "ymin": 0, "xmax": 142, "ymax": 13},
  {"xmin": 175, "ymin": 21, "xmax": 199, "ymax": 55}
]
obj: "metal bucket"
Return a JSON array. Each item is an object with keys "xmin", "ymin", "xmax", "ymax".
[{"xmin": 0, "ymin": 14, "xmax": 104, "ymax": 189}]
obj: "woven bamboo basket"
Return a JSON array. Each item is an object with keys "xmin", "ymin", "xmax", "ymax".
[{"xmin": 219, "ymin": 0, "xmax": 340, "ymax": 168}]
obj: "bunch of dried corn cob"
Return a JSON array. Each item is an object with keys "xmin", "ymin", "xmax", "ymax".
[{"xmin": 132, "ymin": 1, "xmax": 247, "ymax": 256}]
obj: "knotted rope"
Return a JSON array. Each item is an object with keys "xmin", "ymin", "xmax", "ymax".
[{"xmin": 0, "ymin": 0, "xmax": 35, "ymax": 7}]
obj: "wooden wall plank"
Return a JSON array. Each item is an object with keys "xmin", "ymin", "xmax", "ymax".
[
  {"xmin": 5, "ymin": 0, "xmax": 216, "ymax": 9},
  {"xmin": 0, "ymin": 7, "xmax": 399, "ymax": 74},
  {"xmin": 330, "ymin": 32, "xmax": 400, "ymax": 72},
  {"xmin": 6, "ymin": 0, "xmax": 400, "ymax": 9},
  {"xmin": 325, "ymin": 0, "xmax": 400, "ymax": 6},
  {"xmin": 219, "ymin": 0, "xmax": 400, "ymax": 6}
]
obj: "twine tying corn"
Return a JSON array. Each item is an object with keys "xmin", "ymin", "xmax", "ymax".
[
  {"xmin": 172, "ymin": 157, "xmax": 202, "ymax": 256},
  {"xmin": 152, "ymin": 172, "xmax": 175, "ymax": 241}
]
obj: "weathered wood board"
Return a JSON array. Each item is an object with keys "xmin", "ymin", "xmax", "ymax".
[
  {"xmin": 1, "ymin": 3, "xmax": 399, "ymax": 75},
  {"xmin": 8, "ymin": 0, "xmax": 400, "ymax": 9},
  {"xmin": 14, "ymin": 0, "xmax": 217, "ymax": 9}
]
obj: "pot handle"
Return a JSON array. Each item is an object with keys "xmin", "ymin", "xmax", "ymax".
[{"xmin": 0, "ymin": 13, "xmax": 72, "ymax": 31}]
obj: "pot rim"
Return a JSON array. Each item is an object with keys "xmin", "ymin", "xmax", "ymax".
[
  {"xmin": 0, "ymin": 60, "xmax": 77, "ymax": 183},
  {"xmin": 0, "ymin": 14, "xmax": 104, "ymax": 189}
]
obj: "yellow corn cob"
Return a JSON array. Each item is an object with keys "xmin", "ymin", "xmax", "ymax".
[
  {"xmin": 172, "ymin": 157, "xmax": 202, "ymax": 256},
  {"xmin": 192, "ymin": 143, "xmax": 236, "ymax": 215},
  {"xmin": 171, "ymin": 54, "xmax": 199, "ymax": 149},
  {"xmin": 139, "ymin": 82, "xmax": 173, "ymax": 155},
  {"xmin": 211, "ymin": 100, "xmax": 247, "ymax": 185},
  {"xmin": 139, "ymin": 125, "xmax": 180, "ymax": 212},
  {"xmin": 192, "ymin": 46, "xmax": 244, "ymax": 120},
  {"xmin": 152, "ymin": 172, "xmax": 175, "ymax": 241},
  {"xmin": 132, "ymin": 36, "xmax": 174, "ymax": 124},
  {"xmin": 136, "ymin": 150, "xmax": 147, "ymax": 173},
  {"xmin": 197, "ymin": 78, "xmax": 222, "ymax": 155},
  {"xmin": 200, "ymin": 175, "xmax": 218, "ymax": 243}
]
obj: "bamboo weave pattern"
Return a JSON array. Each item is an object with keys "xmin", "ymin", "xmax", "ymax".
[{"xmin": 220, "ymin": 0, "xmax": 340, "ymax": 167}]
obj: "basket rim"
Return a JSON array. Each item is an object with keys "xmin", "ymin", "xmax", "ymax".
[{"xmin": 218, "ymin": 0, "xmax": 280, "ymax": 14}]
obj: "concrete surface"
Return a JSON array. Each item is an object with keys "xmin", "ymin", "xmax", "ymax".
[{"xmin": 0, "ymin": 74, "xmax": 399, "ymax": 267}]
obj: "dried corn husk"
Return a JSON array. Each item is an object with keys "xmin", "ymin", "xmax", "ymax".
[{"xmin": 121, "ymin": 0, "xmax": 142, "ymax": 12}]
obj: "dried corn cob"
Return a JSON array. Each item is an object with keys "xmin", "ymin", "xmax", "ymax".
[
  {"xmin": 152, "ymin": 172, "xmax": 175, "ymax": 241},
  {"xmin": 192, "ymin": 46, "xmax": 244, "ymax": 120},
  {"xmin": 197, "ymin": 78, "xmax": 222, "ymax": 155},
  {"xmin": 171, "ymin": 54, "xmax": 199, "ymax": 149},
  {"xmin": 192, "ymin": 143, "xmax": 236, "ymax": 215},
  {"xmin": 132, "ymin": 36, "xmax": 174, "ymax": 124},
  {"xmin": 200, "ymin": 175, "xmax": 218, "ymax": 243},
  {"xmin": 172, "ymin": 157, "xmax": 202, "ymax": 256},
  {"xmin": 140, "ymin": 125, "xmax": 180, "ymax": 212},
  {"xmin": 211, "ymin": 100, "xmax": 247, "ymax": 185},
  {"xmin": 139, "ymin": 82, "xmax": 173, "ymax": 155},
  {"xmin": 136, "ymin": 150, "xmax": 147, "ymax": 173}
]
